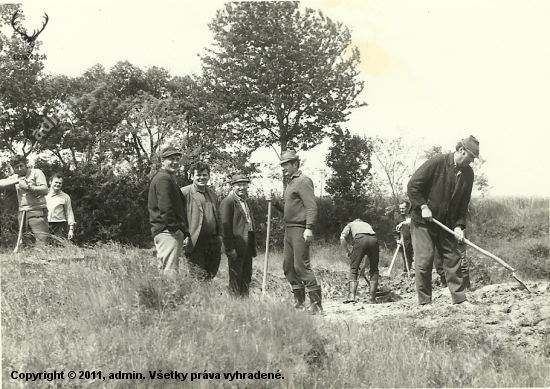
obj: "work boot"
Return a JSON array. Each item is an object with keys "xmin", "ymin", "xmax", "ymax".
[
  {"xmin": 343, "ymin": 280, "xmax": 358, "ymax": 303},
  {"xmin": 462, "ymin": 274, "xmax": 471, "ymax": 290},
  {"xmin": 292, "ymin": 288, "xmax": 306, "ymax": 309},
  {"xmin": 369, "ymin": 273, "xmax": 379, "ymax": 303},
  {"xmin": 307, "ymin": 289, "xmax": 323, "ymax": 314}
]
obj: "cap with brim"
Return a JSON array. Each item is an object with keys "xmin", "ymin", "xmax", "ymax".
[
  {"xmin": 279, "ymin": 150, "xmax": 300, "ymax": 165},
  {"xmin": 161, "ymin": 146, "xmax": 182, "ymax": 159},
  {"xmin": 230, "ymin": 174, "xmax": 250, "ymax": 185},
  {"xmin": 460, "ymin": 135, "xmax": 480, "ymax": 158}
]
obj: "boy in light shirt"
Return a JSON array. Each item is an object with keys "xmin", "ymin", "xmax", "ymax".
[{"xmin": 46, "ymin": 173, "xmax": 75, "ymax": 240}]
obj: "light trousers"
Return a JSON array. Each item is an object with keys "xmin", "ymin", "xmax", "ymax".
[{"xmin": 154, "ymin": 230, "xmax": 184, "ymax": 277}]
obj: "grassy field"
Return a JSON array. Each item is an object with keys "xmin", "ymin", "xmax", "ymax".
[{"xmin": 1, "ymin": 196, "xmax": 549, "ymax": 388}]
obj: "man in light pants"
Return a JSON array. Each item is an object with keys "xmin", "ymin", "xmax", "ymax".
[
  {"xmin": 148, "ymin": 146, "xmax": 190, "ymax": 276},
  {"xmin": 0, "ymin": 155, "xmax": 49, "ymax": 248}
]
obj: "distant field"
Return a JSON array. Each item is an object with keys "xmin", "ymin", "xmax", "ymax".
[{"xmin": 1, "ymin": 196, "xmax": 549, "ymax": 388}]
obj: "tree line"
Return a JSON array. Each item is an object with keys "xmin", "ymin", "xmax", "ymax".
[{"xmin": 0, "ymin": 2, "xmax": 487, "ymax": 249}]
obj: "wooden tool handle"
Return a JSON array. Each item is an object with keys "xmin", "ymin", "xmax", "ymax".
[
  {"xmin": 432, "ymin": 218, "xmax": 515, "ymax": 272},
  {"xmin": 262, "ymin": 200, "xmax": 272, "ymax": 295}
]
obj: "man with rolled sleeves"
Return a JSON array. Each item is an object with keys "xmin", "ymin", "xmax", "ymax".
[
  {"xmin": 340, "ymin": 218, "xmax": 380, "ymax": 303},
  {"xmin": 271, "ymin": 150, "xmax": 323, "ymax": 313},
  {"xmin": 395, "ymin": 200, "xmax": 414, "ymax": 272},
  {"xmin": 181, "ymin": 162, "xmax": 223, "ymax": 280},
  {"xmin": 407, "ymin": 135, "xmax": 479, "ymax": 306},
  {"xmin": 220, "ymin": 174, "xmax": 258, "ymax": 297},
  {"xmin": 148, "ymin": 146, "xmax": 190, "ymax": 277},
  {"xmin": 0, "ymin": 155, "xmax": 49, "ymax": 248}
]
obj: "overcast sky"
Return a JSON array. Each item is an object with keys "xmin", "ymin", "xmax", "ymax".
[{"xmin": 5, "ymin": 0, "xmax": 550, "ymax": 197}]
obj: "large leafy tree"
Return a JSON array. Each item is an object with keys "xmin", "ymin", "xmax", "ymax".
[
  {"xmin": 325, "ymin": 129, "xmax": 373, "ymax": 200},
  {"xmin": 0, "ymin": 4, "xmax": 51, "ymax": 156},
  {"xmin": 202, "ymin": 1, "xmax": 366, "ymax": 156},
  {"xmin": 32, "ymin": 61, "xmax": 237, "ymax": 176}
]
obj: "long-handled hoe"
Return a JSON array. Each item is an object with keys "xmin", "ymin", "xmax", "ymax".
[
  {"xmin": 432, "ymin": 218, "xmax": 531, "ymax": 293},
  {"xmin": 261, "ymin": 198, "xmax": 272, "ymax": 296},
  {"xmin": 13, "ymin": 211, "xmax": 26, "ymax": 253}
]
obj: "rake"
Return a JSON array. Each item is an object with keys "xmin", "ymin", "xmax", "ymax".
[{"xmin": 432, "ymin": 218, "xmax": 531, "ymax": 293}]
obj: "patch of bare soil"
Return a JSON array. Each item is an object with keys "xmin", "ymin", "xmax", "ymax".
[{"xmin": 322, "ymin": 270, "xmax": 550, "ymax": 357}]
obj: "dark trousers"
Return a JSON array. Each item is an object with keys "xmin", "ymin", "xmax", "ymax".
[
  {"xmin": 228, "ymin": 232, "xmax": 254, "ymax": 297},
  {"xmin": 411, "ymin": 220, "xmax": 466, "ymax": 305},
  {"xmin": 186, "ymin": 235, "xmax": 222, "ymax": 280},
  {"xmin": 49, "ymin": 221, "xmax": 68, "ymax": 239},
  {"xmin": 435, "ymin": 240, "xmax": 469, "ymax": 285},
  {"xmin": 349, "ymin": 234, "xmax": 379, "ymax": 279},
  {"xmin": 283, "ymin": 226, "xmax": 320, "ymax": 292},
  {"xmin": 402, "ymin": 239, "xmax": 414, "ymax": 271}
]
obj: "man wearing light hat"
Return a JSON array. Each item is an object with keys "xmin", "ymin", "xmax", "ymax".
[
  {"xmin": 271, "ymin": 150, "xmax": 323, "ymax": 313},
  {"xmin": 407, "ymin": 135, "xmax": 479, "ymax": 306},
  {"xmin": 220, "ymin": 174, "xmax": 258, "ymax": 297},
  {"xmin": 148, "ymin": 146, "xmax": 190, "ymax": 277}
]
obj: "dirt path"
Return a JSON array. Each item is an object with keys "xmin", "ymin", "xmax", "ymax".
[{"xmin": 322, "ymin": 275, "xmax": 550, "ymax": 356}]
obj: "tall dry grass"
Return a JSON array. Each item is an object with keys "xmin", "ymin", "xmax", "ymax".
[
  {"xmin": 467, "ymin": 196, "xmax": 549, "ymax": 282},
  {"xmin": 2, "ymin": 233, "xmax": 549, "ymax": 388}
]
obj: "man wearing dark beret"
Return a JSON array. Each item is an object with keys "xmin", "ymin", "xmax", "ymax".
[
  {"xmin": 220, "ymin": 174, "xmax": 258, "ymax": 297},
  {"xmin": 148, "ymin": 146, "xmax": 190, "ymax": 276},
  {"xmin": 407, "ymin": 135, "xmax": 479, "ymax": 306}
]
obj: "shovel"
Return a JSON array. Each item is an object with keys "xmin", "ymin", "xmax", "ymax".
[{"xmin": 432, "ymin": 218, "xmax": 531, "ymax": 293}]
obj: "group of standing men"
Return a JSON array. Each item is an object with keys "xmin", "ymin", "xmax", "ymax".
[
  {"xmin": 4, "ymin": 134, "xmax": 479, "ymax": 309},
  {"xmin": 148, "ymin": 148, "xmax": 323, "ymax": 312},
  {"xmin": 148, "ymin": 146, "xmax": 257, "ymax": 296},
  {"xmin": 0, "ymin": 155, "xmax": 76, "ymax": 249}
]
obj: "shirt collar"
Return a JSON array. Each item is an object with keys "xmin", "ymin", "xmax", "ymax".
[
  {"xmin": 193, "ymin": 183, "xmax": 206, "ymax": 193},
  {"xmin": 447, "ymin": 153, "xmax": 461, "ymax": 172},
  {"xmin": 290, "ymin": 170, "xmax": 302, "ymax": 180},
  {"xmin": 233, "ymin": 191, "xmax": 246, "ymax": 202}
]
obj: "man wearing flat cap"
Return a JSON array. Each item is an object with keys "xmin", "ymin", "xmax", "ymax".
[
  {"xmin": 148, "ymin": 146, "xmax": 190, "ymax": 277},
  {"xmin": 407, "ymin": 135, "xmax": 479, "ymax": 306},
  {"xmin": 270, "ymin": 150, "xmax": 323, "ymax": 313},
  {"xmin": 220, "ymin": 174, "xmax": 258, "ymax": 297}
]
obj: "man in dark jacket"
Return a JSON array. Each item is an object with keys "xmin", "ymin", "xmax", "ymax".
[
  {"xmin": 407, "ymin": 136, "xmax": 479, "ymax": 305},
  {"xmin": 180, "ymin": 162, "xmax": 223, "ymax": 280},
  {"xmin": 220, "ymin": 174, "xmax": 258, "ymax": 297},
  {"xmin": 148, "ymin": 146, "xmax": 189, "ymax": 277}
]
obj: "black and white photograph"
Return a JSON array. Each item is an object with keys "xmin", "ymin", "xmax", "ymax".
[{"xmin": 1, "ymin": 1, "xmax": 549, "ymax": 387}]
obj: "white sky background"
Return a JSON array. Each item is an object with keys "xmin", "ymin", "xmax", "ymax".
[{"xmin": 5, "ymin": 0, "xmax": 549, "ymax": 197}]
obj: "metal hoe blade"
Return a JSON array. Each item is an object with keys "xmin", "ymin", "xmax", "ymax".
[{"xmin": 511, "ymin": 272, "xmax": 532, "ymax": 293}]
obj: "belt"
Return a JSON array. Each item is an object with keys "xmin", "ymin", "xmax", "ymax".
[{"xmin": 355, "ymin": 233, "xmax": 375, "ymax": 238}]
